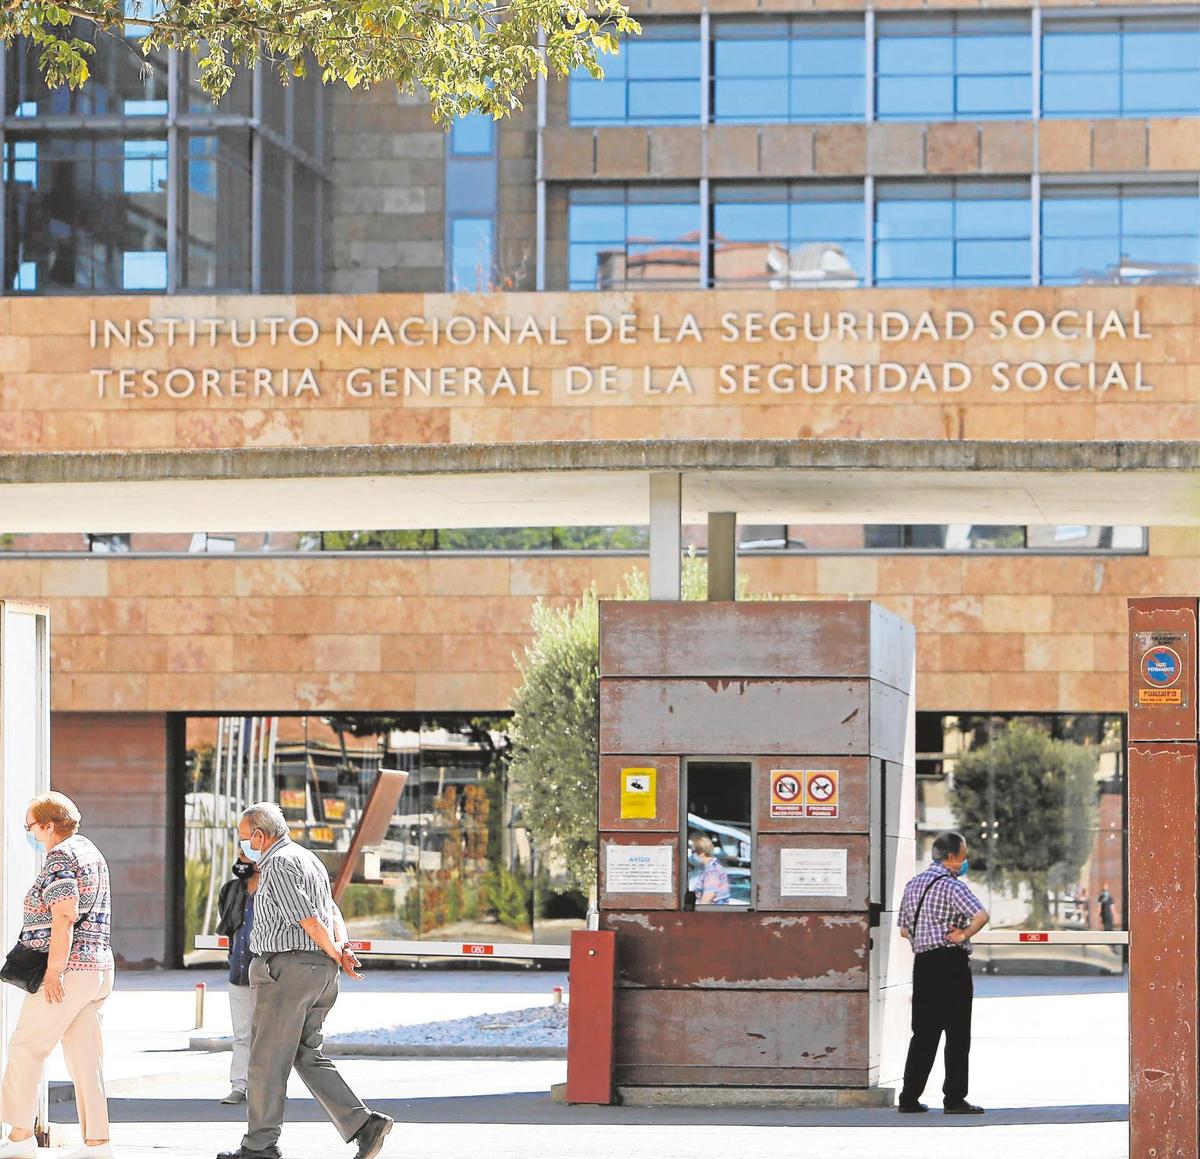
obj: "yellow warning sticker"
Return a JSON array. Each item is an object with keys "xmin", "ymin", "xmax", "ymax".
[{"xmin": 620, "ymin": 767, "xmax": 657, "ymax": 820}]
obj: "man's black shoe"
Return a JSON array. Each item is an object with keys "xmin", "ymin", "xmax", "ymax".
[
  {"xmin": 216, "ymin": 1148, "xmax": 282, "ymax": 1159},
  {"xmin": 944, "ymin": 1102, "xmax": 986, "ymax": 1115},
  {"xmin": 353, "ymin": 1112, "xmax": 394, "ymax": 1159},
  {"xmin": 897, "ymin": 1101, "xmax": 929, "ymax": 1114}
]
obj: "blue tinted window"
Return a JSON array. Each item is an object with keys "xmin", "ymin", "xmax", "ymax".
[
  {"xmin": 1042, "ymin": 186, "xmax": 1199, "ymax": 284},
  {"xmin": 1043, "ymin": 18, "xmax": 1200, "ymax": 117},
  {"xmin": 713, "ymin": 183, "xmax": 865, "ymax": 287},
  {"xmin": 877, "ymin": 15, "xmax": 1031, "ymax": 120},
  {"xmin": 568, "ymin": 187, "xmax": 700, "ymax": 289},
  {"xmin": 569, "ymin": 23, "xmax": 700, "ymax": 125},
  {"xmin": 450, "ymin": 217, "xmax": 494, "ymax": 291},
  {"xmin": 875, "ymin": 181, "xmax": 1030, "ymax": 286},
  {"xmin": 450, "ymin": 114, "xmax": 494, "ymax": 156},
  {"xmin": 714, "ymin": 18, "xmax": 864, "ymax": 124}
]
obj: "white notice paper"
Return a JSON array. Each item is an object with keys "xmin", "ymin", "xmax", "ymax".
[
  {"xmin": 779, "ymin": 848, "xmax": 848, "ymax": 898},
  {"xmin": 605, "ymin": 844, "xmax": 674, "ymax": 895}
]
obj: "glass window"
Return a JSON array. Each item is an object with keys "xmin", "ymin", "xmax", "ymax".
[
  {"xmin": 685, "ymin": 761, "xmax": 752, "ymax": 910},
  {"xmin": 1041, "ymin": 184, "xmax": 1200, "ymax": 285},
  {"xmin": 5, "ymin": 20, "xmax": 169, "ymax": 117},
  {"xmin": 568, "ymin": 185, "xmax": 700, "ymax": 290},
  {"xmin": 569, "ymin": 22, "xmax": 701, "ymax": 125},
  {"xmin": 712, "ymin": 182, "xmax": 865, "ymax": 287},
  {"xmin": 450, "ymin": 217, "xmax": 495, "ymax": 291},
  {"xmin": 877, "ymin": 14, "xmax": 1031, "ymax": 121},
  {"xmin": 4, "ymin": 135, "xmax": 168, "ymax": 293},
  {"xmin": 450, "ymin": 114, "xmax": 495, "ymax": 156},
  {"xmin": 875, "ymin": 180, "xmax": 1030, "ymax": 286},
  {"xmin": 1043, "ymin": 16, "xmax": 1200, "ymax": 118},
  {"xmin": 713, "ymin": 18, "xmax": 865, "ymax": 123},
  {"xmin": 181, "ymin": 132, "xmax": 253, "ymax": 291}
]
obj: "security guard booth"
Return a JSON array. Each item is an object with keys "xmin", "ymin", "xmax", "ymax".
[
  {"xmin": 0, "ymin": 602, "xmax": 52, "ymax": 1132},
  {"xmin": 594, "ymin": 600, "xmax": 915, "ymax": 1102}
]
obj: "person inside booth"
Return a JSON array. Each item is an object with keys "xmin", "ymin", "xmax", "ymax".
[{"xmin": 688, "ymin": 834, "xmax": 732, "ymax": 905}]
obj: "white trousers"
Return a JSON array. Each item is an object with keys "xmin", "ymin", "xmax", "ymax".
[{"xmin": 228, "ymin": 983, "xmax": 254, "ymax": 1093}]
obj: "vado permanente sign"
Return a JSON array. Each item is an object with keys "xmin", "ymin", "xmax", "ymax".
[{"xmin": 87, "ymin": 305, "xmax": 1155, "ymax": 403}]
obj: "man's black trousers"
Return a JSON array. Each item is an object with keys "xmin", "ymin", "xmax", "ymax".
[{"xmin": 900, "ymin": 946, "xmax": 973, "ymax": 1106}]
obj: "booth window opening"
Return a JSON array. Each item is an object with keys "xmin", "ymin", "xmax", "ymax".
[{"xmin": 684, "ymin": 759, "xmax": 754, "ymax": 910}]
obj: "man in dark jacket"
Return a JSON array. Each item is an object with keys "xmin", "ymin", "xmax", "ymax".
[{"xmin": 216, "ymin": 851, "xmax": 259, "ymax": 1105}]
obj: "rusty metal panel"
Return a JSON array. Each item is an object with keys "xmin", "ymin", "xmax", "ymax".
[
  {"xmin": 599, "ymin": 601, "xmax": 873, "ymax": 679},
  {"xmin": 1129, "ymin": 742, "xmax": 1198, "ymax": 1159},
  {"xmin": 598, "ymin": 755, "xmax": 680, "ymax": 833},
  {"xmin": 755, "ymin": 834, "xmax": 871, "ymax": 912},
  {"xmin": 602, "ymin": 911, "xmax": 869, "ymax": 990},
  {"xmin": 599, "ymin": 678, "xmax": 871, "ymax": 755},
  {"xmin": 755, "ymin": 756, "xmax": 870, "ymax": 835},
  {"xmin": 598, "ymin": 833, "xmax": 679, "ymax": 912},
  {"xmin": 615, "ymin": 989, "xmax": 869, "ymax": 1070},
  {"xmin": 1128, "ymin": 598, "xmax": 1198, "ymax": 743},
  {"xmin": 614, "ymin": 1065, "xmax": 872, "ymax": 1089}
]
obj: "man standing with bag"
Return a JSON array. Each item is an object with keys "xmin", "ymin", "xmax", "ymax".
[
  {"xmin": 896, "ymin": 831, "xmax": 989, "ymax": 1116},
  {"xmin": 216, "ymin": 803, "xmax": 392, "ymax": 1159}
]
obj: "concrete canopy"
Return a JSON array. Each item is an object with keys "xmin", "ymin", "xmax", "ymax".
[{"xmin": 1, "ymin": 439, "xmax": 1198, "ymax": 533}]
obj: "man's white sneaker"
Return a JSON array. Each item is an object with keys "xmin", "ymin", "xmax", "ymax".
[
  {"xmin": 0, "ymin": 1136, "xmax": 36, "ymax": 1158},
  {"xmin": 62, "ymin": 1145, "xmax": 115, "ymax": 1158}
]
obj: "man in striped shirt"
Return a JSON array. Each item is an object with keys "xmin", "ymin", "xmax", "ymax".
[
  {"xmin": 217, "ymin": 803, "xmax": 393, "ymax": 1159},
  {"xmin": 896, "ymin": 830, "xmax": 990, "ymax": 1116}
]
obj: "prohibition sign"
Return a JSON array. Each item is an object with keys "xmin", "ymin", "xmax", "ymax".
[
  {"xmin": 774, "ymin": 774, "xmax": 801, "ymax": 802},
  {"xmin": 808, "ymin": 775, "xmax": 836, "ymax": 802},
  {"xmin": 1141, "ymin": 646, "xmax": 1182, "ymax": 688}
]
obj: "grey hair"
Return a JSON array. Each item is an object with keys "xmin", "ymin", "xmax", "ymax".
[
  {"xmin": 240, "ymin": 802, "xmax": 288, "ymax": 839},
  {"xmin": 931, "ymin": 831, "xmax": 966, "ymax": 861}
]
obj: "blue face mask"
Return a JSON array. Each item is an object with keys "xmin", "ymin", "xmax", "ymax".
[
  {"xmin": 240, "ymin": 838, "xmax": 263, "ymax": 863},
  {"xmin": 957, "ymin": 858, "xmax": 970, "ymax": 877},
  {"xmin": 25, "ymin": 831, "xmax": 42, "ymax": 853}
]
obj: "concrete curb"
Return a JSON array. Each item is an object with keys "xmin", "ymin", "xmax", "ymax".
[{"xmin": 189, "ymin": 1034, "xmax": 565, "ymax": 1060}]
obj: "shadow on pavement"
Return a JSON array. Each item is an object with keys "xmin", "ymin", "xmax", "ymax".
[{"xmin": 68, "ymin": 1093, "xmax": 1129, "ymax": 1129}]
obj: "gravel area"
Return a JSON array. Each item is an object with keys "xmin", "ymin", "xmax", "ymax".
[{"xmin": 328, "ymin": 1002, "xmax": 568, "ymax": 1049}]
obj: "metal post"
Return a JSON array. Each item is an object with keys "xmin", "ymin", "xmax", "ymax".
[
  {"xmin": 535, "ymin": 29, "xmax": 547, "ymax": 292},
  {"xmin": 648, "ymin": 473, "xmax": 682, "ymax": 601},
  {"xmin": 166, "ymin": 49, "xmax": 180, "ymax": 293},
  {"xmin": 250, "ymin": 68, "xmax": 264, "ymax": 293},
  {"xmin": 706, "ymin": 512, "xmax": 737, "ymax": 601}
]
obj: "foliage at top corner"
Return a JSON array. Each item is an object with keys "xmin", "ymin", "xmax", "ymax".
[{"xmin": 3, "ymin": 0, "xmax": 639, "ymax": 122}]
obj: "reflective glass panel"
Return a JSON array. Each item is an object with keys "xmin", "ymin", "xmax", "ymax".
[
  {"xmin": 450, "ymin": 217, "xmax": 495, "ymax": 291},
  {"xmin": 874, "ymin": 180, "xmax": 1030, "ymax": 286},
  {"xmin": 450, "ymin": 113, "xmax": 495, "ymax": 156},
  {"xmin": 6, "ymin": 20, "xmax": 169, "ymax": 117},
  {"xmin": 1041, "ymin": 185, "xmax": 1200, "ymax": 285},
  {"xmin": 569, "ymin": 23, "xmax": 701, "ymax": 125},
  {"xmin": 4, "ymin": 134, "xmax": 169, "ymax": 293},
  {"xmin": 714, "ymin": 18, "xmax": 864, "ymax": 123},
  {"xmin": 877, "ymin": 15, "xmax": 1031, "ymax": 120},
  {"xmin": 181, "ymin": 132, "xmax": 253, "ymax": 291},
  {"xmin": 712, "ymin": 183, "xmax": 865, "ymax": 288},
  {"xmin": 568, "ymin": 186, "xmax": 700, "ymax": 289},
  {"xmin": 1043, "ymin": 17, "xmax": 1200, "ymax": 117}
]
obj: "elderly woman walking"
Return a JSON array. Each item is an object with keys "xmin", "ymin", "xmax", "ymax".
[{"xmin": 0, "ymin": 792, "xmax": 115, "ymax": 1159}]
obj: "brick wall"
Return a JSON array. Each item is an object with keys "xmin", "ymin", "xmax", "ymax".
[
  {"xmin": 50, "ymin": 713, "xmax": 173, "ymax": 969},
  {"xmin": 0, "ymin": 540, "xmax": 1195, "ymax": 716}
]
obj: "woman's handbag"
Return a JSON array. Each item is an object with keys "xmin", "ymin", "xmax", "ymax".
[
  {"xmin": 0, "ymin": 941, "xmax": 52, "ymax": 994},
  {"xmin": 1, "ymin": 911, "xmax": 92, "ymax": 993}
]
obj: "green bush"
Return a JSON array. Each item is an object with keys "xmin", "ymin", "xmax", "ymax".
[{"xmin": 338, "ymin": 883, "xmax": 396, "ymax": 919}]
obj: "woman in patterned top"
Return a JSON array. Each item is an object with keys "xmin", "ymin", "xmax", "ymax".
[
  {"xmin": 0, "ymin": 792, "xmax": 115, "ymax": 1159},
  {"xmin": 689, "ymin": 835, "xmax": 732, "ymax": 905}
]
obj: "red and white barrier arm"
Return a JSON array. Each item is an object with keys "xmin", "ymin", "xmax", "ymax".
[
  {"xmin": 193, "ymin": 934, "xmax": 571, "ymax": 960},
  {"xmin": 971, "ymin": 930, "xmax": 1129, "ymax": 946}
]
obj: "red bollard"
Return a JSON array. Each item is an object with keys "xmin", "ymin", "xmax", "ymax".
[{"xmin": 565, "ymin": 929, "xmax": 616, "ymax": 1105}]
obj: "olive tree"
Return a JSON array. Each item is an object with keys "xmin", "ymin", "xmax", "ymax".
[{"xmin": 3, "ymin": 0, "xmax": 638, "ymax": 119}]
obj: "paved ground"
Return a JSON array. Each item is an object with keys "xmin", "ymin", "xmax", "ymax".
[{"xmin": 34, "ymin": 968, "xmax": 1128, "ymax": 1159}]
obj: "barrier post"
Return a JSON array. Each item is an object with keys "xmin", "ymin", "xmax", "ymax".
[
  {"xmin": 1128, "ymin": 597, "xmax": 1198, "ymax": 1159},
  {"xmin": 565, "ymin": 929, "xmax": 616, "ymax": 1105}
]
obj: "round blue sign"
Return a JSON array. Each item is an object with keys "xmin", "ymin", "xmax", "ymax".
[{"xmin": 1141, "ymin": 646, "xmax": 1182, "ymax": 688}]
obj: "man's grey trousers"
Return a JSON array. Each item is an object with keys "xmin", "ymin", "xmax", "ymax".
[{"xmin": 242, "ymin": 950, "xmax": 371, "ymax": 1153}]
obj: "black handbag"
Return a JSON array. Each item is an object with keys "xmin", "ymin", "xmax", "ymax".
[
  {"xmin": 1, "ymin": 912, "xmax": 93, "ymax": 993},
  {"xmin": 0, "ymin": 941, "xmax": 52, "ymax": 994}
]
